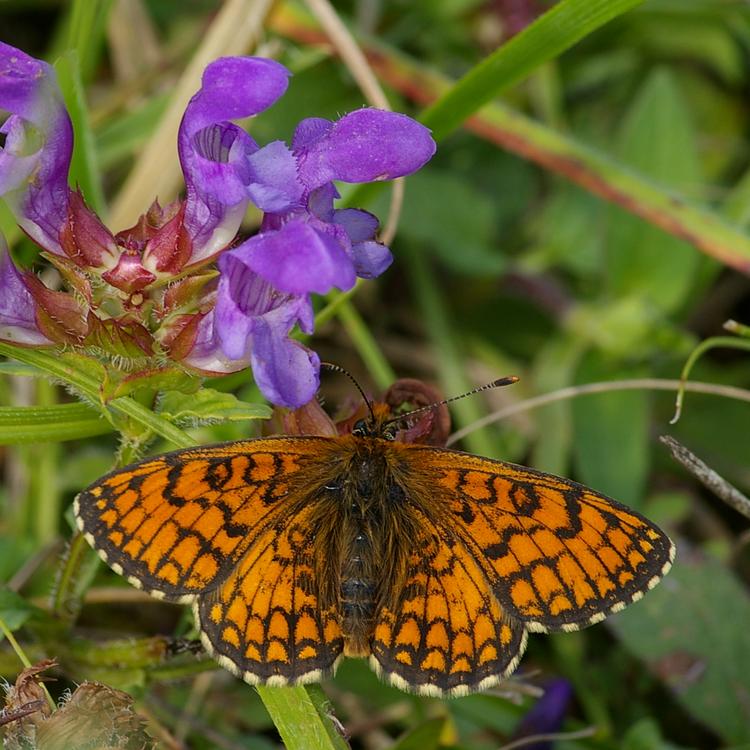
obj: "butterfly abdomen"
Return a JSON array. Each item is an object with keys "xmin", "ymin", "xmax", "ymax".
[
  {"xmin": 340, "ymin": 526, "xmax": 377, "ymax": 655},
  {"xmin": 335, "ymin": 443, "xmax": 384, "ymax": 655}
]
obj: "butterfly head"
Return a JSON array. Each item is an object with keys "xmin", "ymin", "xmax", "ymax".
[{"xmin": 351, "ymin": 403, "xmax": 398, "ymax": 441}]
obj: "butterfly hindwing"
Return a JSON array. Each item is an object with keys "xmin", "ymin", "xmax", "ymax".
[
  {"xmin": 410, "ymin": 447, "xmax": 675, "ymax": 632},
  {"xmin": 370, "ymin": 511, "xmax": 527, "ymax": 697},
  {"xmin": 195, "ymin": 501, "xmax": 344, "ymax": 685}
]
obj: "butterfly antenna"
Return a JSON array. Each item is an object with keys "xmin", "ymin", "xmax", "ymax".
[
  {"xmin": 321, "ymin": 362, "xmax": 376, "ymax": 423},
  {"xmin": 383, "ymin": 376, "xmax": 520, "ymax": 429}
]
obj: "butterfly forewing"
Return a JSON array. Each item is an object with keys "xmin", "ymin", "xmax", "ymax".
[
  {"xmin": 74, "ymin": 438, "xmax": 330, "ymax": 602},
  {"xmin": 409, "ymin": 447, "xmax": 675, "ymax": 632}
]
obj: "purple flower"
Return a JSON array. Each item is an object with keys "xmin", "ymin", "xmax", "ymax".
[
  {"xmin": 213, "ymin": 108, "xmax": 436, "ymax": 406},
  {"xmin": 0, "ymin": 41, "xmax": 436, "ymax": 407},
  {"xmin": 0, "ymin": 43, "xmax": 290, "ymax": 279},
  {"xmin": 509, "ymin": 678, "xmax": 573, "ymax": 750},
  {"xmin": 0, "ymin": 237, "xmax": 52, "ymax": 346},
  {"xmin": 0, "ymin": 43, "xmax": 289, "ymax": 359}
]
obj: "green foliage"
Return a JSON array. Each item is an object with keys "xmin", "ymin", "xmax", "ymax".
[
  {"xmin": 605, "ymin": 69, "xmax": 703, "ymax": 312},
  {"xmin": 2, "ymin": 0, "xmax": 750, "ymax": 748},
  {"xmin": 612, "ymin": 555, "xmax": 750, "ymax": 743},
  {"xmin": 0, "ymin": 588, "xmax": 37, "ymax": 633},
  {"xmin": 157, "ymin": 389, "xmax": 272, "ymax": 426}
]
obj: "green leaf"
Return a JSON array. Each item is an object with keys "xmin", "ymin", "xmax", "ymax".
[
  {"xmin": 55, "ymin": 51, "xmax": 106, "ymax": 214},
  {"xmin": 0, "ymin": 588, "xmax": 35, "ymax": 633},
  {"xmin": 571, "ymin": 354, "xmax": 650, "ymax": 508},
  {"xmin": 421, "ymin": 0, "xmax": 646, "ymax": 140},
  {"xmin": 621, "ymin": 718, "xmax": 669, "ymax": 750},
  {"xmin": 66, "ymin": 0, "xmax": 113, "ymax": 82},
  {"xmin": 0, "ymin": 344, "xmax": 194, "ymax": 449},
  {"xmin": 567, "ymin": 296, "xmax": 682, "ymax": 359},
  {"xmin": 605, "ymin": 69, "xmax": 703, "ymax": 312},
  {"xmin": 0, "ymin": 402, "xmax": 113, "ymax": 444},
  {"xmin": 391, "ymin": 717, "xmax": 446, "ymax": 750},
  {"xmin": 97, "ymin": 93, "xmax": 170, "ymax": 170},
  {"xmin": 535, "ymin": 183, "xmax": 603, "ymax": 274},
  {"xmin": 610, "ymin": 552, "xmax": 750, "ymax": 744},
  {"xmin": 101, "ymin": 366, "xmax": 202, "ymax": 401},
  {"xmin": 405, "ymin": 249, "xmax": 495, "ymax": 457},
  {"xmin": 396, "ymin": 170, "xmax": 504, "ymax": 275},
  {"xmin": 157, "ymin": 388, "xmax": 271, "ymax": 426},
  {"xmin": 529, "ymin": 336, "xmax": 586, "ymax": 476},
  {"xmin": 0, "ymin": 362, "xmax": 43, "ymax": 378}
]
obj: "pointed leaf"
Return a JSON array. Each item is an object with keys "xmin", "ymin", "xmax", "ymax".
[
  {"xmin": 606, "ymin": 70, "xmax": 703, "ymax": 312},
  {"xmin": 157, "ymin": 388, "xmax": 271, "ymax": 426},
  {"xmin": 611, "ymin": 552, "xmax": 750, "ymax": 744}
]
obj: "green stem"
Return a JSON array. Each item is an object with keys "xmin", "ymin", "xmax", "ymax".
[
  {"xmin": 336, "ymin": 300, "xmax": 395, "ymax": 390},
  {"xmin": 0, "ymin": 345, "xmax": 193, "ymax": 449},
  {"xmin": 257, "ymin": 685, "xmax": 350, "ymax": 750},
  {"xmin": 32, "ymin": 380, "xmax": 61, "ymax": 543},
  {"xmin": 0, "ymin": 402, "xmax": 114, "ymax": 445},
  {"xmin": 316, "ymin": 281, "xmax": 363, "ymax": 329},
  {"xmin": 51, "ymin": 532, "xmax": 98, "ymax": 624},
  {"xmin": 420, "ymin": 0, "xmax": 646, "ymax": 139},
  {"xmin": 724, "ymin": 320, "xmax": 750, "ymax": 338},
  {"xmin": 671, "ymin": 336, "xmax": 750, "ymax": 424}
]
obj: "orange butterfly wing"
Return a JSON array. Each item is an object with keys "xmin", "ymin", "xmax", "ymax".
[
  {"xmin": 75, "ymin": 437, "xmax": 345, "ymax": 682},
  {"xmin": 408, "ymin": 447, "xmax": 675, "ymax": 633},
  {"xmin": 74, "ymin": 438, "xmax": 328, "ymax": 602},
  {"xmin": 194, "ymin": 500, "xmax": 344, "ymax": 685},
  {"xmin": 370, "ymin": 509, "xmax": 527, "ymax": 696},
  {"xmin": 75, "ymin": 430, "xmax": 674, "ymax": 692}
]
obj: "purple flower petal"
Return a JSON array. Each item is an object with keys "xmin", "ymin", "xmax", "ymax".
[
  {"xmin": 0, "ymin": 42, "xmax": 73, "ymax": 255},
  {"xmin": 352, "ymin": 241, "xmax": 392, "ymax": 279},
  {"xmin": 307, "ymin": 183, "xmax": 338, "ymax": 222},
  {"xmin": 297, "ymin": 109, "xmax": 436, "ymax": 190},
  {"xmin": 181, "ymin": 309, "xmax": 248, "ymax": 374},
  {"xmin": 250, "ymin": 310, "xmax": 320, "ymax": 408},
  {"xmin": 510, "ymin": 678, "xmax": 573, "ymax": 750},
  {"xmin": 292, "ymin": 117, "xmax": 334, "ymax": 151},
  {"xmin": 214, "ymin": 254, "xmax": 319, "ymax": 407},
  {"xmin": 234, "ymin": 220, "xmax": 356, "ymax": 296},
  {"xmin": 245, "ymin": 141, "xmax": 304, "ymax": 212},
  {"xmin": 214, "ymin": 259, "xmax": 260, "ymax": 360},
  {"xmin": 334, "ymin": 208, "xmax": 379, "ymax": 242},
  {"xmin": 0, "ymin": 234, "xmax": 51, "ymax": 345},
  {"xmin": 178, "ymin": 56, "xmax": 291, "ymax": 264}
]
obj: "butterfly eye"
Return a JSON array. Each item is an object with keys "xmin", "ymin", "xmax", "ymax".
[{"xmin": 352, "ymin": 419, "xmax": 368, "ymax": 437}]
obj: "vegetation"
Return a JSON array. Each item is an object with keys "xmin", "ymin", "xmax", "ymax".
[{"xmin": 2, "ymin": 1, "xmax": 750, "ymax": 748}]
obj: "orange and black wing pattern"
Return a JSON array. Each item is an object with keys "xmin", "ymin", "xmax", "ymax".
[
  {"xmin": 74, "ymin": 438, "xmax": 326, "ymax": 602},
  {"xmin": 410, "ymin": 447, "xmax": 675, "ymax": 634},
  {"xmin": 370, "ymin": 511, "xmax": 526, "ymax": 697},
  {"xmin": 195, "ymin": 500, "xmax": 344, "ymax": 685},
  {"xmin": 75, "ymin": 436, "xmax": 344, "ymax": 682}
]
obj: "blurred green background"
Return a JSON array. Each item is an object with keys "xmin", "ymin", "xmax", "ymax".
[{"xmin": 2, "ymin": 1, "xmax": 750, "ymax": 748}]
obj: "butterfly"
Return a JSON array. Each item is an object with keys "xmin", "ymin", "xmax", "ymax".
[{"xmin": 74, "ymin": 388, "xmax": 674, "ymax": 697}]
